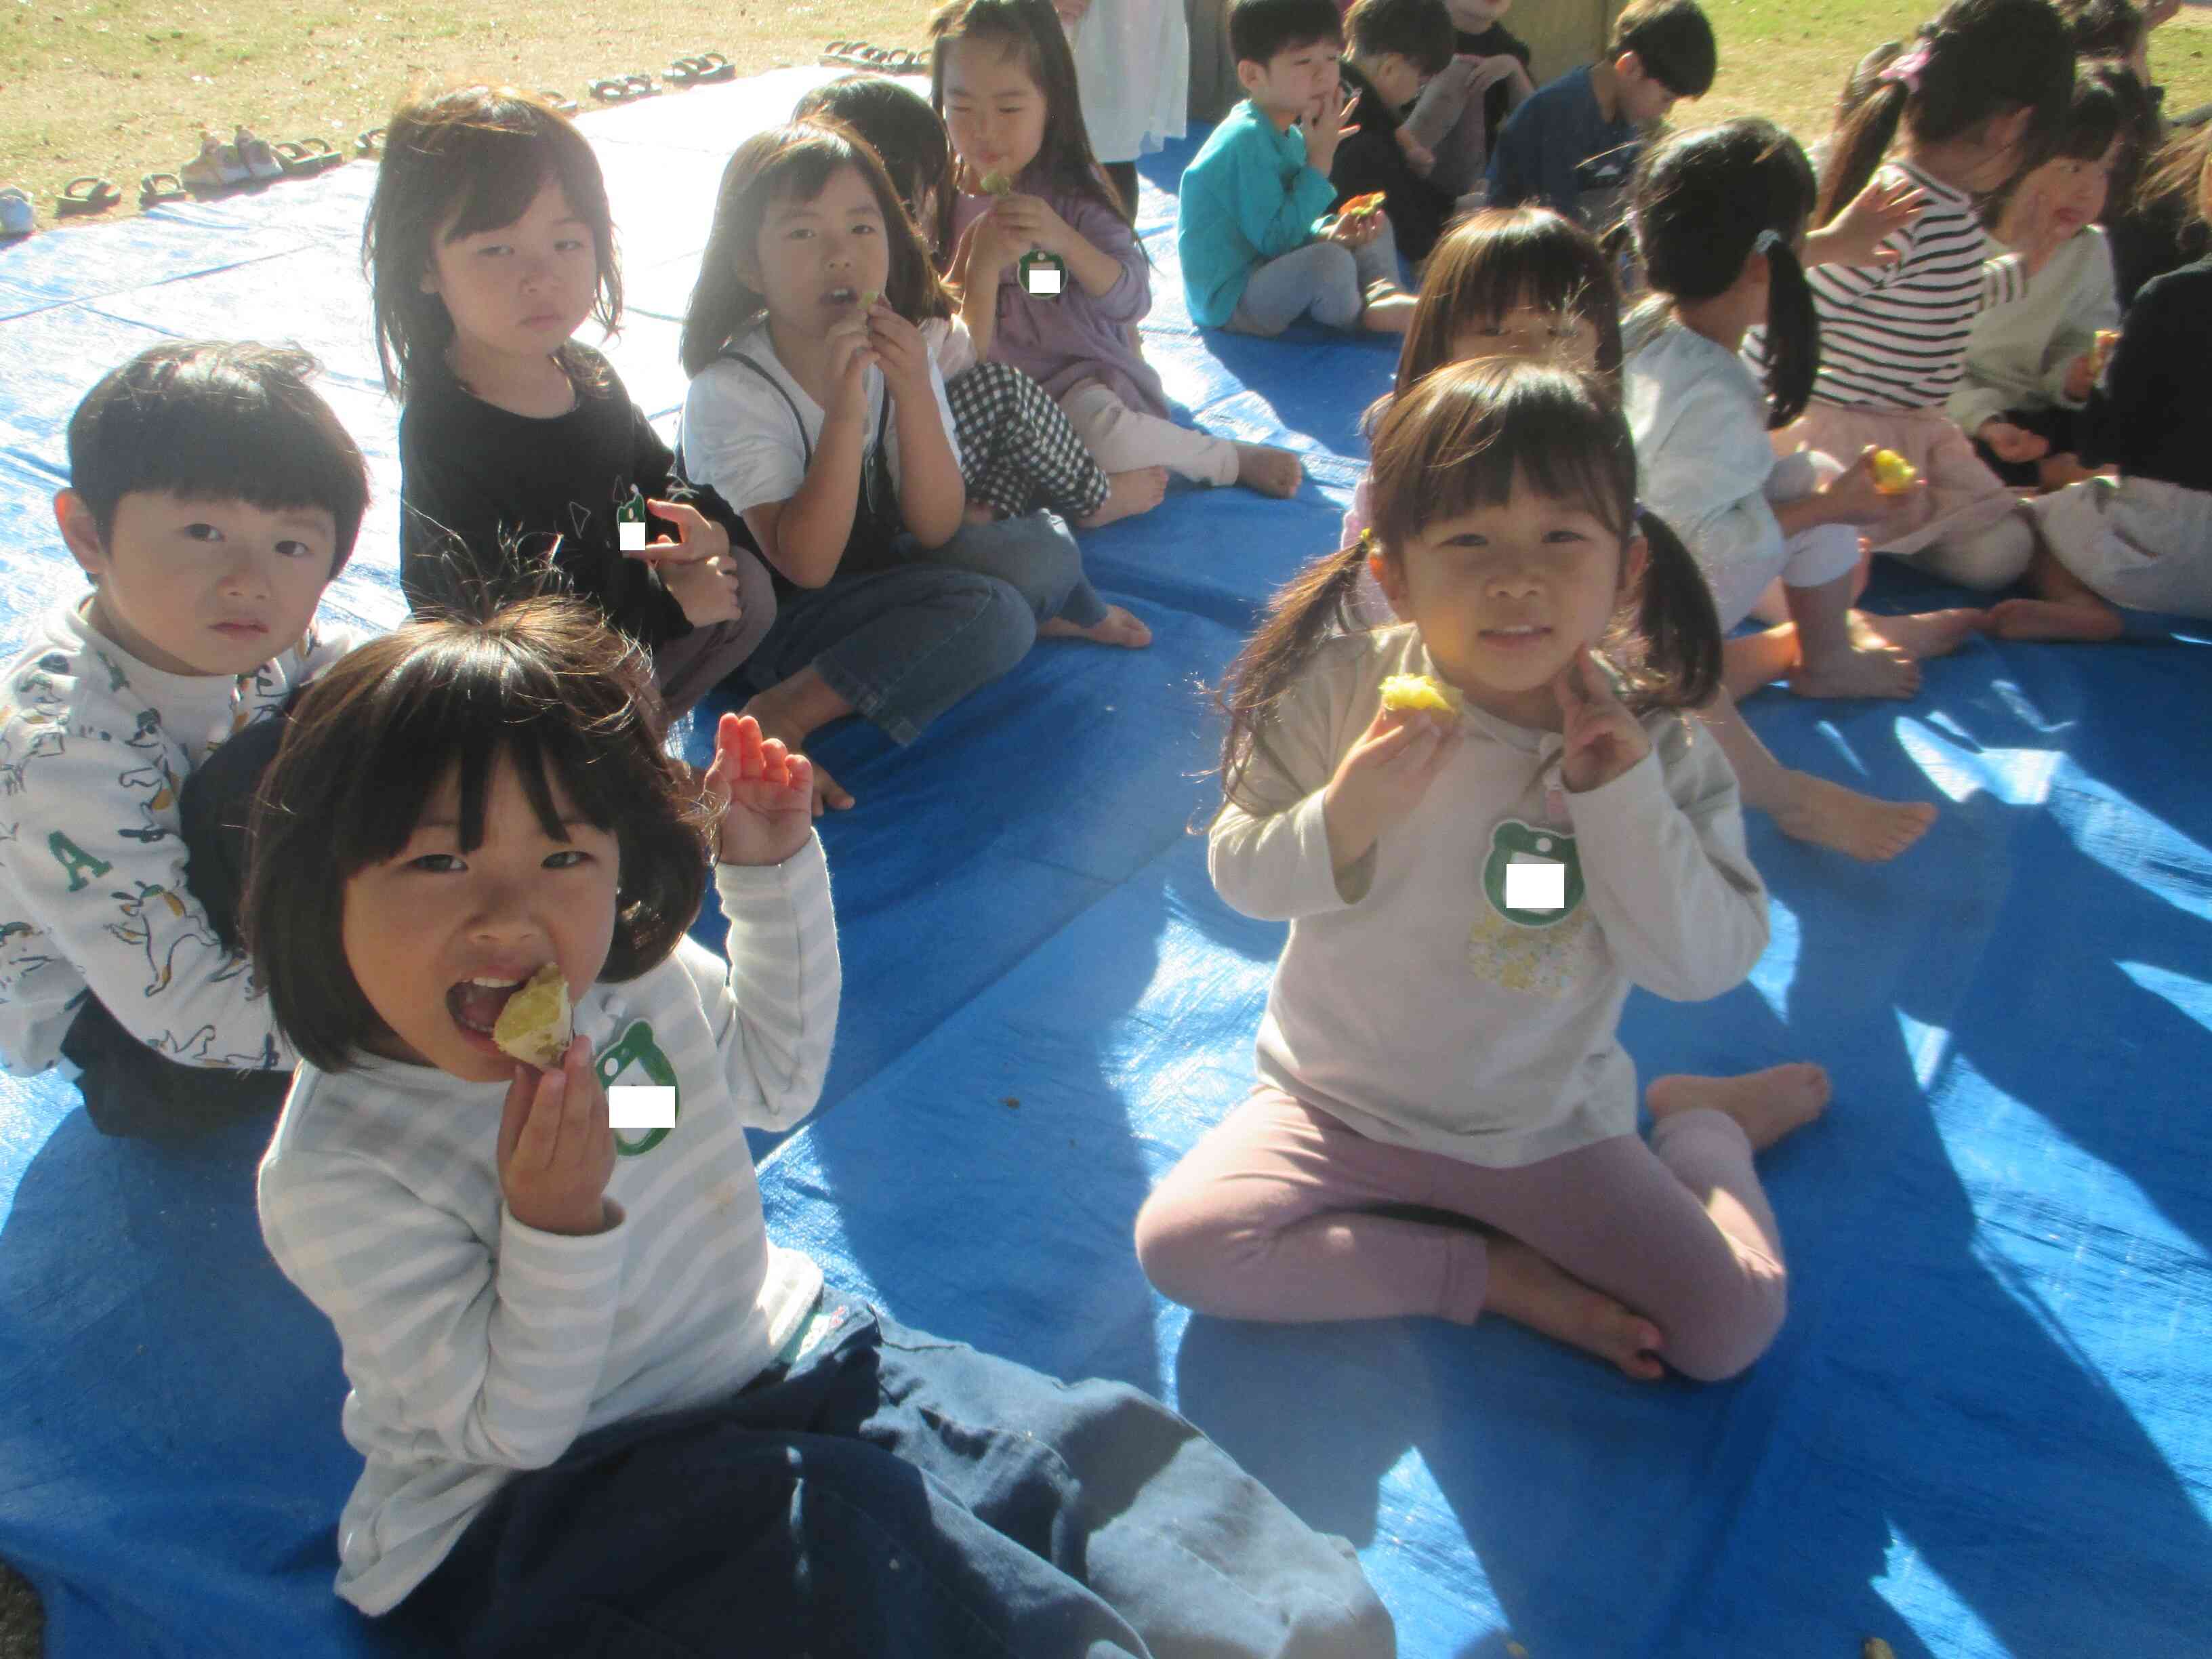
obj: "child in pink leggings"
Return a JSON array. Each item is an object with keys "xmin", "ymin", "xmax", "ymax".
[{"xmin": 1134, "ymin": 358, "xmax": 1829, "ymax": 1382}]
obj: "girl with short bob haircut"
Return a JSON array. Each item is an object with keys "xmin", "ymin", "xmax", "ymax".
[
  {"xmin": 680, "ymin": 123, "xmax": 1145, "ymax": 815},
  {"xmin": 365, "ymin": 83, "xmax": 772, "ymax": 724},
  {"xmin": 1625, "ymin": 118, "xmax": 1946, "ymax": 865},
  {"xmin": 1137, "ymin": 359, "xmax": 1829, "ymax": 1388},
  {"xmin": 247, "ymin": 597, "xmax": 1391, "ymax": 1654}
]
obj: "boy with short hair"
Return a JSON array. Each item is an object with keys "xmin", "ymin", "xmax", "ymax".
[
  {"xmin": 1333, "ymin": 0, "xmax": 1462, "ymax": 264},
  {"xmin": 1486, "ymin": 0, "xmax": 1717, "ymax": 228},
  {"xmin": 0, "ymin": 341, "xmax": 370, "ymax": 1139},
  {"xmin": 1397, "ymin": 0, "xmax": 1536, "ymax": 199},
  {"xmin": 1178, "ymin": 0, "xmax": 1418, "ymax": 336}
]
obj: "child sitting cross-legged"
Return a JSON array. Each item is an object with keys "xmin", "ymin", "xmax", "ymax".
[
  {"xmin": 0, "ymin": 341, "xmax": 370, "ymax": 1141},
  {"xmin": 1179, "ymin": 0, "xmax": 1418, "ymax": 339},
  {"xmin": 1330, "ymin": 0, "xmax": 1465, "ymax": 268},
  {"xmin": 248, "ymin": 595, "xmax": 1395, "ymax": 1657}
]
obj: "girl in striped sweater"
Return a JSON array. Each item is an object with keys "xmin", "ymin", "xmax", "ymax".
[{"xmin": 1748, "ymin": 0, "xmax": 2078, "ymax": 692}]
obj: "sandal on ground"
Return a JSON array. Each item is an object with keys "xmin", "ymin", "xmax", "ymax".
[
  {"xmin": 690, "ymin": 50, "xmax": 734, "ymax": 81},
  {"xmin": 883, "ymin": 47, "xmax": 928, "ymax": 73},
  {"xmin": 356, "ymin": 127, "xmax": 386, "ymax": 157},
  {"xmin": 541, "ymin": 89, "xmax": 580, "ymax": 115},
  {"xmin": 665, "ymin": 56, "xmax": 709, "ymax": 85},
  {"xmin": 621, "ymin": 73, "xmax": 659, "ymax": 98},
  {"xmin": 55, "ymin": 176, "xmax": 122, "ymax": 216},
  {"xmin": 235, "ymin": 126, "xmax": 283, "ymax": 182},
  {"xmin": 0, "ymin": 186, "xmax": 36, "ymax": 237},
  {"xmin": 289, "ymin": 136, "xmax": 342, "ymax": 172},
  {"xmin": 138, "ymin": 171, "xmax": 189, "ymax": 206},
  {"xmin": 589, "ymin": 76, "xmax": 638, "ymax": 102}
]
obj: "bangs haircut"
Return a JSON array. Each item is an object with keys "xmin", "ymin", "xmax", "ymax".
[
  {"xmin": 1395, "ymin": 207, "xmax": 1624, "ymax": 397},
  {"xmin": 1368, "ymin": 358, "xmax": 1637, "ymax": 558},
  {"xmin": 1229, "ymin": 0, "xmax": 1346, "ymax": 67},
  {"xmin": 364, "ymin": 83, "xmax": 621, "ymax": 402},
  {"xmin": 681, "ymin": 123, "xmax": 950, "ymax": 378},
  {"xmin": 65, "ymin": 341, "xmax": 370, "ymax": 569},
  {"xmin": 794, "ymin": 73, "xmax": 954, "ymax": 228},
  {"xmin": 242, "ymin": 596, "xmax": 715, "ymax": 1073}
]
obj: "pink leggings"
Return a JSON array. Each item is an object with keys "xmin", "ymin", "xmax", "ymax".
[{"xmin": 1134, "ymin": 1088, "xmax": 1789, "ymax": 1382}]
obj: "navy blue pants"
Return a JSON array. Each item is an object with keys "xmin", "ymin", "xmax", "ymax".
[{"xmin": 397, "ymin": 1301, "xmax": 1393, "ymax": 1658}]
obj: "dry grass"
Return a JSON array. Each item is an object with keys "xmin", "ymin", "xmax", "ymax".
[{"xmin": 1, "ymin": 5, "xmax": 2209, "ymax": 1658}]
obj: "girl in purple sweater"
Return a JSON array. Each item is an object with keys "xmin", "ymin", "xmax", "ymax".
[{"xmin": 930, "ymin": 0, "xmax": 1307, "ymax": 499}]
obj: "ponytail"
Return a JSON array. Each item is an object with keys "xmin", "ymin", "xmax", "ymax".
[
  {"xmin": 1819, "ymin": 57, "xmax": 1914, "ymax": 224},
  {"xmin": 1621, "ymin": 506, "xmax": 1723, "ymax": 712},
  {"xmin": 1215, "ymin": 539, "xmax": 1375, "ymax": 818},
  {"xmin": 1757, "ymin": 230, "xmax": 1818, "ymax": 428},
  {"xmin": 1819, "ymin": 0, "xmax": 2075, "ymax": 226}
]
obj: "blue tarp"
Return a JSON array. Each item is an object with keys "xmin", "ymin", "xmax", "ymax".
[{"xmin": 2, "ymin": 68, "xmax": 2208, "ymax": 1659}]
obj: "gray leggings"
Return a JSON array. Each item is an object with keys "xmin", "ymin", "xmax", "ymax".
[
  {"xmin": 1225, "ymin": 226, "xmax": 1402, "ymax": 336},
  {"xmin": 1134, "ymin": 1085, "xmax": 1789, "ymax": 1382}
]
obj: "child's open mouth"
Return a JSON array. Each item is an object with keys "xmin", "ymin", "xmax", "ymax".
[
  {"xmin": 1480, "ymin": 624, "xmax": 1552, "ymax": 650},
  {"xmin": 824, "ymin": 285, "xmax": 861, "ymax": 308},
  {"xmin": 447, "ymin": 975, "xmax": 532, "ymax": 1044}
]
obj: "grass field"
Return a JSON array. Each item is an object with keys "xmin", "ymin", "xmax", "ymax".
[{"xmin": 1, "ymin": 1, "xmax": 2209, "ymax": 1654}]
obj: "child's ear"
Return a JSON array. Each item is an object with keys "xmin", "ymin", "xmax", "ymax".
[
  {"xmin": 1614, "ymin": 49, "xmax": 1645, "ymax": 86},
  {"xmin": 53, "ymin": 489, "xmax": 109, "ymax": 581},
  {"xmin": 418, "ymin": 255, "xmax": 441, "ymax": 298},
  {"xmin": 1367, "ymin": 546, "xmax": 1412, "ymax": 618},
  {"xmin": 1235, "ymin": 58, "xmax": 1268, "ymax": 97},
  {"xmin": 1620, "ymin": 533, "xmax": 1650, "ymax": 598}
]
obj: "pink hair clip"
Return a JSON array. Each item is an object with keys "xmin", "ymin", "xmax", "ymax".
[{"xmin": 1879, "ymin": 42, "xmax": 1932, "ymax": 89}]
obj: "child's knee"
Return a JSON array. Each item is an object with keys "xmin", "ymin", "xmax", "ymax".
[
  {"xmin": 1132, "ymin": 1185, "xmax": 1235, "ymax": 1307},
  {"xmin": 1311, "ymin": 244, "xmax": 1364, "ymax": 330},
  {"xmin": 1664, "ymin": 1256, "xmax": 1788, "ymax": 1383}
]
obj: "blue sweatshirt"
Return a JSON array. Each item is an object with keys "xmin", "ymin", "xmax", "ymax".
[
  {"xmin": 1177, "ymin": 99, "xmax": 1340, "ymax": 328},
  {"xmin": 1485, "ymin": 65, "xmax": 1639, "ymax": 228}
]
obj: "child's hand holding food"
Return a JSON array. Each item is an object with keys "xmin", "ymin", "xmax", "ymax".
[
  {"xmin": 497, "ymin": 1032, "xmax": 616, "ymax": 1237},
  {"xmin": 1322, "ymin": 680, "xmax": 1464, "ymax": 876}
]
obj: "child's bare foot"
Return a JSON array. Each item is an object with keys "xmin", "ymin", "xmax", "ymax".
[
  {"xmin": 1235, "ymin": 443, "xmax": 1303, "ymax": 498},
  {"xmin": 1359, "ymin": 287, "xmax": 1417, "ymax": 334},
  {"xmin": 1769, "ymin": 771, "xmax": 1936, "ymax": 862},
  {"xmin": 1482, "ymin": 1234, "xmax": 1666, "ymax": 1381},
  {"xmin": 1038, "ymin": 605, "xmax": 1153, "ymax": 649},
  {"xmin": 1076, "ymin": 466, "xmax": 1169, "ymax": 529},
  {"xmin": 1789, "ymin": 639, "xmax": 1921, "ymax": 699},
  {"xmin": 1988, "ymin": 596, "xmax": 2124, "ymax": 642},
  {"xmin": 1861, "ymin": 607, "xmax": 1989, "ymax": 660},
  {"xmin": 1647, "ymin": 1063, "xmax": 1831, "ymax": 1152}
]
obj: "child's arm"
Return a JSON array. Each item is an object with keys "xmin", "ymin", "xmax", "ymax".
[
  {"xmin": 2047, "ymin": 243, "xmax": 2121, "ymax": 409},
  {"xmin": 688, "ymin": 334, "xmax": 872, "ymax": 590},
  {"xmin": 1557, "ymin": 672, "xmax": 1769, "ymax": 1002},
  {"xmin": 1227, "ymin": 119, "xmax": 1342, "ymax": 261},
  {"xmin": 0, "ymin": 724, "xmax": 291, "ymax": 1071},
  {"xmin": 866, "ymin": 302, "xmax": 966, "ymax": 549},
  {"xmin": 947, "ymin": 216, "xmax": 1002, "ymax": 363},
  {"xmin": 259, "ymin": 1125, "xmax": 626, "ymax": 1473},
  {"xmin": 693, "ymin": 715, "xmax": 840, "ymax": 1132},
  {"xmin": 983, "ymin": 192, "xmax": 1134, "ymax": 306},
  {"xmin": 396, "ymin": 416, "xmax": 529, "ymax": 622}
]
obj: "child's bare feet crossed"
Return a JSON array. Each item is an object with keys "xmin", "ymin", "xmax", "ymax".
[
  {"xmin": 1483, "ymin": 1233, "xmax": 1666, "ymax": 1382},
  {"xmin": 1039, "ymin": 605, "xmax": 1153, "ymax": 648},
  {"xmin": 1860, "ymin": 607, "xmax": 1990, "ymax": 660},
  {"xmin": 1076, "ymin": 467, "xmax": 1170, "ymax": 529}
]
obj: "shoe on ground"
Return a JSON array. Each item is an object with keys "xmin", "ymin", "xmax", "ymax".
[{"xmin": 0, "ymin": 186, "xmax": 34, "ymax": 237}]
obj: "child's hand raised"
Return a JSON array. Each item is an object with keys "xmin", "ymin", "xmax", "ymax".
[
  {"xmin": 825, "ymin": 316, "xmax": 878, "ymax": 419},
  {"xmin": 1320, "ymin": 705, "xmax": 1462, "ymax": 876},
  {"xmin": 1814, "ymin": 173, "xmax": 1926, "ymax": 268},
  {"xmin": 497, "ymin": 1036, "xmax": 615, "ymax": 1237},
  {"xmin": 1301, "ymin": 91, "xmax": 1360, "ymax": 175},
  {"xmin": 703, "ymin": 712, "xmax": 816, "ymax": 861},
  {"xmin": 1554, "ymin": 649, "xmax": 1650, "ymax": 795},
  {"xmin": 989, "ymin": 192, "xmax": 1076, "ymax": 259},
  {"xmin": 865, "ymin": 300, "xmax": 935, "ymax": 400}
]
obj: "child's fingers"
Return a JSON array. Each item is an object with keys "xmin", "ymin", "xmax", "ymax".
[
  {"xmin": 497, "ymin": 1063, "xmax": 535, "ymax": 1168},
  {"xmin": 644, "ymin": 499, "xmax": 708, "ymax": 539},
  {"xmin": 511, "ymin": 1067, "xmax": 566, "ymax": 1175}
]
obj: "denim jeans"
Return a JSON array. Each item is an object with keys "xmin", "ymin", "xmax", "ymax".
[
  {"xmin": 747, "ymin": 512, "xmax": 1106, "ymax": 745},
  {"xmin": 398, "ymin": 1300, "xmax": 1394, "ymax": 1659},
  {"xmin": 1227, "ymin": 228, "xmax": 1403, "ymax": 336}
]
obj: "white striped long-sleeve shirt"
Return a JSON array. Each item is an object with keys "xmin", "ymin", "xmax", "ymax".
[
  {"xmin": 258, "ymin": 839, "xmax": 840, "ymax": 1616},
  {"xmin": 1747, "ymin": 161, "xmax": 2026, "ymax": 412}
]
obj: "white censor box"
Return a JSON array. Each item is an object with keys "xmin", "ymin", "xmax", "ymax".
[
  {"xmin": 1504, "ymin": 859, "xmax": 1566, "ymax": 912},
  {"xmin": 618, "ymin": 520, "xmax": 649, "ymax": 551},
  {"xmin": 1025, "ymin": 264, "xmax": 1064, "ymax": 296},
  {"xmin": 609, "ymin": 1086, "xmax": 676, "ymax": 1130}
]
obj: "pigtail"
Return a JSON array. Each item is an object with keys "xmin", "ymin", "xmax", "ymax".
[
  {"xmin": 1757, "ymin": 231, "xmax": 1819, "ymax": 428},
  {"xmin": 1818, "ymin": 48, "xmax": 1915, "ymax": 225},
  {"xmin": 1617, "ymin": 507, "xmax": 1723, "ymax": 712},
  {"xmin": 1214, "ymin": 540, "xmax": 1376, "ymax": 819}
]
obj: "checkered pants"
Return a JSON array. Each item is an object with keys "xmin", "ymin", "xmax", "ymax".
[{"xmin": 945, "ymin": 361, "xmax": 1111, "ymax": 523}]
